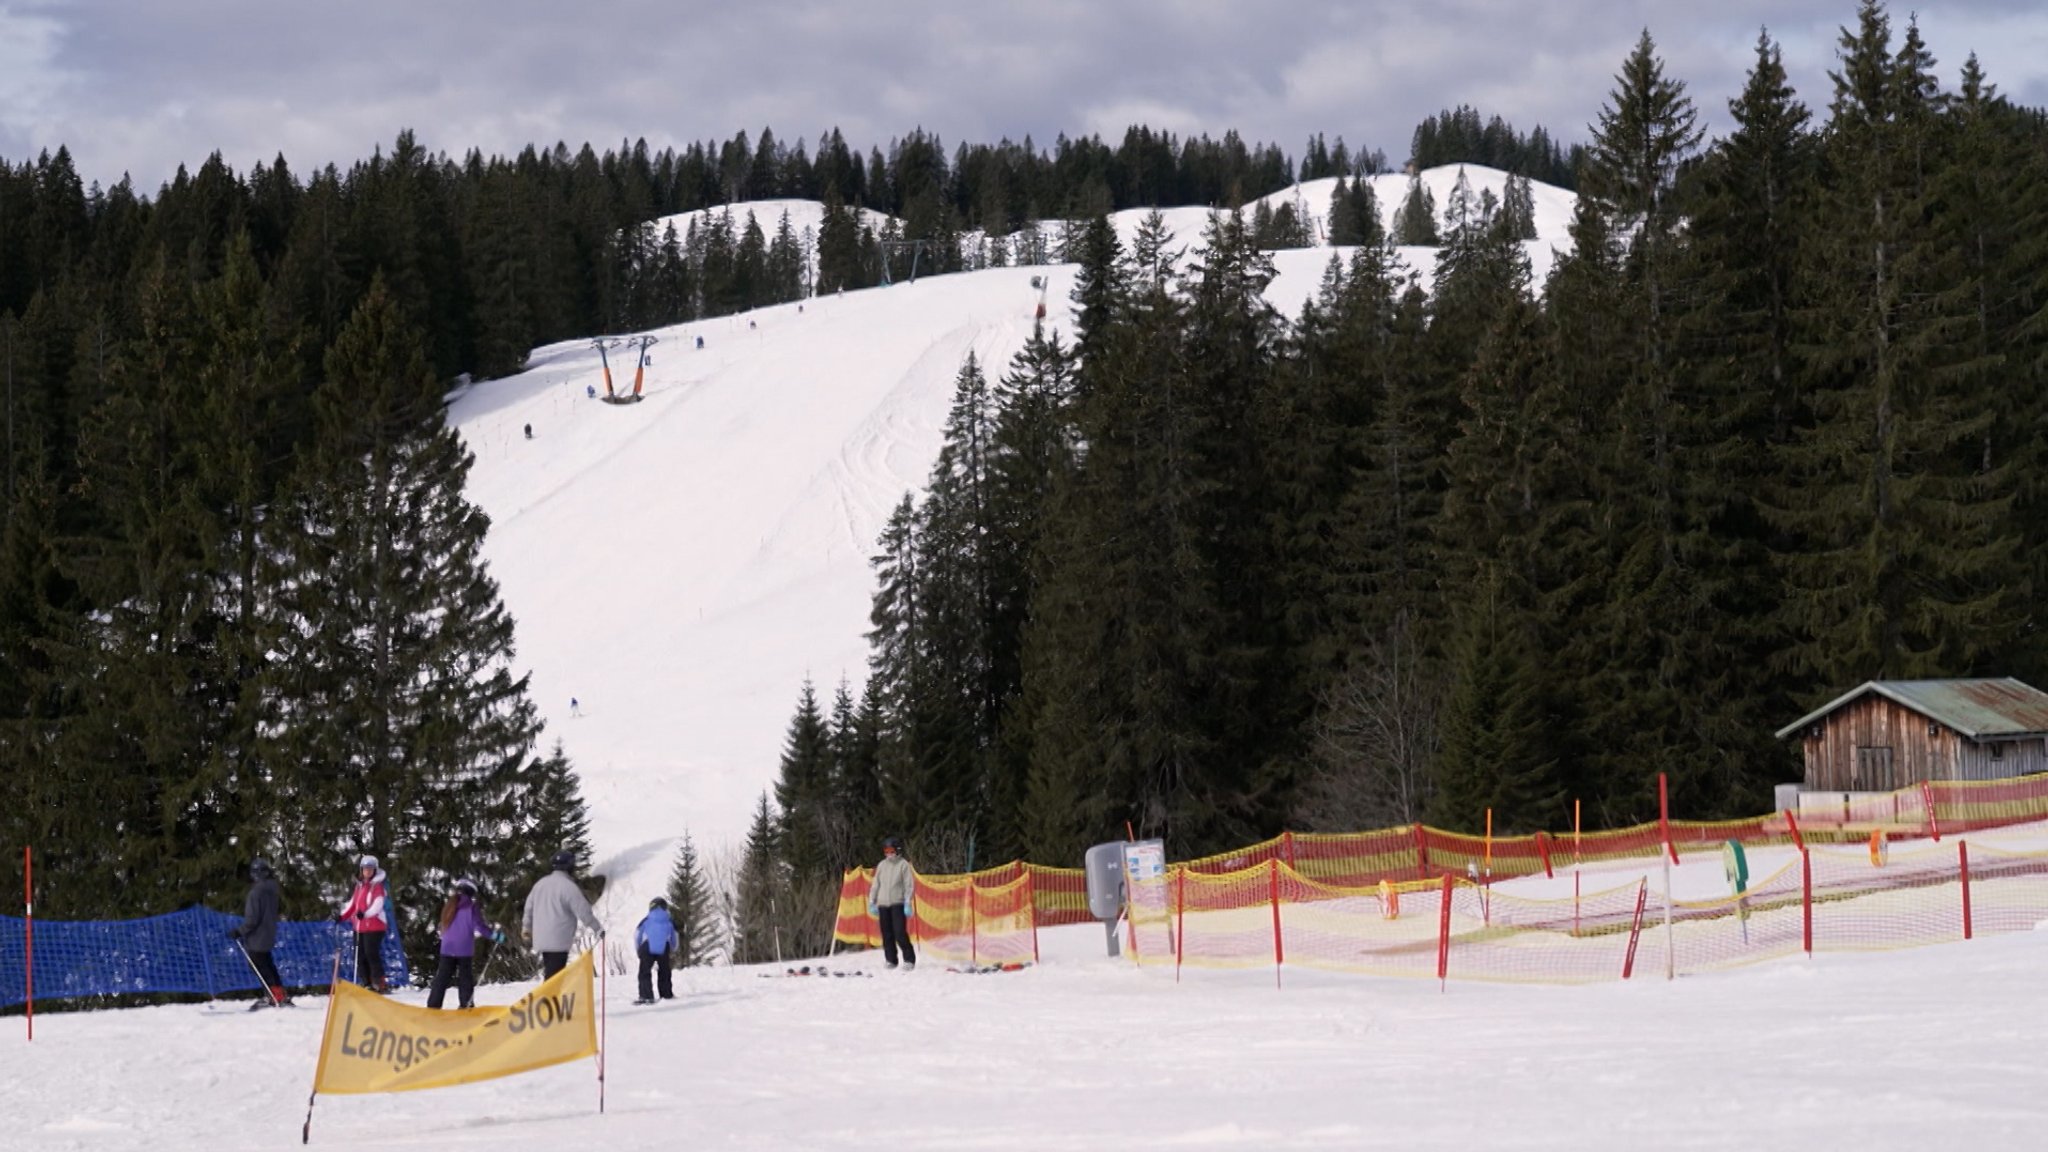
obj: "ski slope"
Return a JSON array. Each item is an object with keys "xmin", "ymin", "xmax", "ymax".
[
  {"xmin": 9, "ymin": 832, "xmax": 2048, "ymax": 1150},
  {"xmin": 447, "ymin": 164, "xmax": 1576, "ymax": 912}
]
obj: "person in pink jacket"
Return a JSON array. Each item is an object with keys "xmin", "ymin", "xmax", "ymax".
[{"xmin": 336, "ymin": 854, "xmax": 393, "ymax": 992}]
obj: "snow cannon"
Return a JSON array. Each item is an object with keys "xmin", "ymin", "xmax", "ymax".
[{"xmin": 1084, "ymin": 841, "xmax": 1128, "ymax": 957}]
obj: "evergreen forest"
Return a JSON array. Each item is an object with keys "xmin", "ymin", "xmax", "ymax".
[
  {"xmin": 762, "ymin": 6, "xmax": 2048, "ymax": 923},
  {"xmin": 5, "ymin": 2, "xmax": 2044, "ymax": 968}
]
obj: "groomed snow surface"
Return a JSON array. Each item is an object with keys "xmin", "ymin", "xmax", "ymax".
[
  {"xmin": 450, "ymin": 164, "xmax": 1576, "ymax": 915},
  {"xmin": 10, "ymin": 831, "xmax": 2047, "ymax": 1150}
]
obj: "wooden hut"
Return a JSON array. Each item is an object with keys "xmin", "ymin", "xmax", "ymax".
[{"xmin": 1776, "ymin": 678, "xmax": 2048, "ymax": 791}]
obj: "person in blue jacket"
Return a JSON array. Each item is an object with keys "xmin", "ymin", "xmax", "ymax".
[{"xmin": 635, "ymin": 897, "xmax": 679, "ymax": 1003}]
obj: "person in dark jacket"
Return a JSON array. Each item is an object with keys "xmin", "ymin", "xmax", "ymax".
[
  {"xmin": 428, "ymin": 878, "xmax": 502, "ymax": 1010},
  {"xmin": 634, "ymin": 897, "xmax": 679, "ymax": 1003},
  {"xmin": 228, "ymin": 857, "xmax": 290, "ymax": 1009}
]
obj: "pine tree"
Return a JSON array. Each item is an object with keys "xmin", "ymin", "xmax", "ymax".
[
  {"xmin": 1390, "ymin": 173, "xmax": 1439, "ymax": 245},
  {"xmin": 1426, "ymin": 570, "xmax": 1562, "ymax": 835},
  {"xmin": 1771, "ymin": 2, "xmax": 2023, "ymax": 685},
  {"xmin": 772, "ymin": 679, "xmax": 837, "ymax": 879},
  {"xmin": 729, "ymin": 792, "xmax": 784, "ymax": 965},
  {"xmin": 257, "ymin": 277, "xmax": 545, "ymax": 939},
  {"xmin": 664, "ymin": 831, "xmax": 722, "ymax": 966}
]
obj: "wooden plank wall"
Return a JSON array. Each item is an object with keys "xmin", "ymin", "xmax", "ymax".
[
  {"xmin": 1800, "ymin": 695, "xmax": 2048, "ymax": 787},
  {"xmin": 1801, "ymin": 697, "xmax": 1948, "ymax": 790}
]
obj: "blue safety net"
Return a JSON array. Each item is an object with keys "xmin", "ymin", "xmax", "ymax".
[{"xmin": 0, "ymin": 908, "xmax": 409, "ymax": 1007}]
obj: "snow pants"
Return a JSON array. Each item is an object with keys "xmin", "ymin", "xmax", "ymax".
[
  {"xmin": 355, "ymin": 930, "xmax": 387, "ymax": 992},
  {"xmin": 637, "ymin": 948, "xmax": 674, "ymax": 1000},
  {"xmin": 427, "ymin": 955, "xmax": 475, "ymax": 1009},
  {"xmin": 878, "ymin": 906, "xmax": 916, "ymax": 967},
  {"xmin": 249, "ymin": 949, "xmax": 285, "ymax": 1001}
]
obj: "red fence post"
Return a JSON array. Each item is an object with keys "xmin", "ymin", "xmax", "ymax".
[
  {"xmin": 1960, "ymin": 841, "xmax": 1973, "ymax": 941},
  {"xmin": 1622, "ymin": 879, "xmax": 1649, "ymax": 979},
  {"xmin": 1801, "ymin": 849, "xmax": 1813, "ymax": 956},
  {"xmin": 1026, "ymin": 869, "xmax": 1040, "ymax": 963},
  {"xmin": 1923, "ymin": 782, "xmax": 1941, "ymax": 842},
  {"xmin": 1175, "ymin": 868, "xmax": 1186, "ymax": 984},
  {"xmin": 23, "ymin": 846, "xmax": 31, "ymax": 1042},
  {"xmin": 1535, "ymin": 831, "xmax": 1554, "ymax": 879},
  {"xmin": 1658, "ymin": 773, "xmax": 1679, "ymax": 864},
  {"xmin": 1784, "ymin": 810, "xmax": 1805, "ymax": 854},
  {"xmin": 1435, "ymin": 873, "xmax": 1454, "ymax": 988},
  {"xmin": 1283, "ymin": 830, "xmax": 1296, "ymax": 869},
  {"xmin": 1269, "ymin": 859, "xmax": 1284, "ymax": 990},
  {"xmin": 969, "ymin": 882, "xmax": 979, "ymax": 967},
  {"xmin": 1413, "ymin": 824, "xmax": 1431, "ymax": 881}
]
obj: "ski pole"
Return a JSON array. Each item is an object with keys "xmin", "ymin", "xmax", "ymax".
[
  {"xmin": 235, "ymin": 939, "xmax": 286, "ymax": 1006},
  {"xmin": 477, "ymin": 935, "xmax": 507, "ymax": 988}
]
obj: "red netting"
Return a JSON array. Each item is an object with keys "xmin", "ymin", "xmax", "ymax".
[{"xmin": 830, "ymin": 770, "xmax": 2048, "ymax": 983}]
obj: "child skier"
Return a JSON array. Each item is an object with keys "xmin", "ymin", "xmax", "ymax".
[
  {"xmin": 635, "ymin": 897, "xmax": 679, "ymax": 1003},
  {"xmin": 428, "ymin": 877, "xmax": 502, "ymax": 1009},
  {"xmin": 336, "ymin": 855, "xmax": 392, "ymax": 992}
]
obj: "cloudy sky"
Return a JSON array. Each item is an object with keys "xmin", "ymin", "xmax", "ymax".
[{"xmin": 5, "ymin": 0, "xmax": 2046, "ymax": 192}]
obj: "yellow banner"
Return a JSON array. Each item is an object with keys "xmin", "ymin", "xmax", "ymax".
[{"xmin": 312, "ymin": 951, "xmax": 597, "ymax": 1095}]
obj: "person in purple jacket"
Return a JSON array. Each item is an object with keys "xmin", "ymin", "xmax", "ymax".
[{"xmin": 427, "ymin": 877, "xmax": 503, "ymax": 1010}]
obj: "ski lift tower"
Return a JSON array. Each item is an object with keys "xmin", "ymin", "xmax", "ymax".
[
  {"xmin": 592, "ymin": 335, "xmax": 658, "ymax": 405},
  {"xmin": 879, "ymin": 238, "xmax": 936, "ymax": 286},
  {"xmin": 590, "ymin": 337, "xmax": 624, "ymax": 399}
]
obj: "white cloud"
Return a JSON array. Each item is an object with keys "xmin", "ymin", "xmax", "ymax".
[
  {"xmin": 10, "ymin": 1, "xmax": 2048, "ymax": 188},
  {"xmin": 0, "ymin": 4, "xmax": 73, "ymax": 151}
]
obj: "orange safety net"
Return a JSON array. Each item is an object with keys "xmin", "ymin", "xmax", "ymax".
[
  {"xmin": 1121, "ymin": 840, "xmax": 2048, "ymax": 986},
  {"xmin": 832, "ymin": 770, "xmax": 2048, "ymax": 979},
  {"xmin": 835, "ymin": 862, "xmax": 1078, "ymax": 959}
]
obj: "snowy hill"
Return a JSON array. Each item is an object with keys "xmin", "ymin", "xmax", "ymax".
[
  {"xmin": 12, "ymin": 830, "xmax": 2048, "ymax": 1150},
  {"xmin": 447, "ymin": 164, "xmax": 1576, "ymax": 908}
]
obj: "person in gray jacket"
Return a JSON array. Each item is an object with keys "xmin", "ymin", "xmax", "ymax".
[
  {"xmin": 867, "ymin": 836, "xmax": 917, "ymax": 970},
  {"xmin": 522, "ymin": 849, "xmax": 605, "ymax": 978},
  {"xmin": 228, "ymin": 857, "xmax": 290, "ymax": 1009}
]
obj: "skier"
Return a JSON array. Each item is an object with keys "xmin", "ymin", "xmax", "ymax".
[
  {"xmin": 634, "ymin": 897, "xmax": 679, "ymax": 1003},
  {"xmin": 522, "ymin": 850, "xmax": 605, "ymax": 978},
  {"xmin": 523, "ymin": 423, "xmax": 533, "ymax": 440},
  {"xmin": 586, "ymin": 384, "xmax": 596, "ymax": 399},
  {"xmin": 428, "ymin": 877, "xmax": 503, "ymax": 1010},
  {"xmin": 570, "ymin": 697, "xmax": 582, "ymax": 717},
  {"xmin": 695, "ymin": 335, "xmax": 704, "ymax": 350},
  {"xmin": 867, "ymin": 836, "xmax": 917, "ymax": 971},
  {"xmin": 228, "ymin": 857, "xmax": 290, "ymax": 1009},
  {"xmin": 336, "ymin": 855, "xmax": 392, "ymax": 992}
]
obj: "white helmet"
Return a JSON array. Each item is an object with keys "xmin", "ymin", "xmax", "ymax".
[{"xmin": 358, "ymin": 854, "xmax": 379, "ymax": 871}]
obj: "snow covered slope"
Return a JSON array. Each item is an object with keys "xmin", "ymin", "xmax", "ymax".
[
  {"xmin": 448, "ymin": 165, "xmax": 1574, "ymax": 906},
  {"xmin": 11, "ymin": 832, "xmax": 2048, "ymax": 1150}
]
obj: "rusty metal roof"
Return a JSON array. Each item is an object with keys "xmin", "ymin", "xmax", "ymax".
[{"xmin": 1776, "ymin": 678, "xmax": 2048, "ymax": 740}]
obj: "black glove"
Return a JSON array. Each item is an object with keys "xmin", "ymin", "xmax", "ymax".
[{"xmin": 225, "ymin": 929, "xmax": 240, "ymax": 941}]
